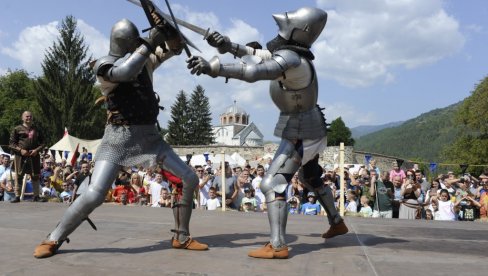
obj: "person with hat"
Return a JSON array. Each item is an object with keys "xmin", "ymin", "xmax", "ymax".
[
  {"xmin": 241, "ymin": 187, "xmax": 257, "ymax": 212},
  {"xmin": 301, "ymin": 192, "xmax": 321, "ymax": 215}
]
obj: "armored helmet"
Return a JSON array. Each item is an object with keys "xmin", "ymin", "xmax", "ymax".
[
  {"xmin": 109, "ymin": 19, "xmax": 140, "ymax": 57},
  {"xmin": 272, "ymin": 7, "xmax": 327, "ymax": 48}
]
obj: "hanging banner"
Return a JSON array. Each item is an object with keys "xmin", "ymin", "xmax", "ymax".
[{"xmin": 429, "ymin": 163, "xmax": 437, "ymax": 173}]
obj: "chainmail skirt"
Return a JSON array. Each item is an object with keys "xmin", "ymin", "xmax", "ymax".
[{"xmin": 95, "ymin": 124, "xmax": 170, "ymax": 168}]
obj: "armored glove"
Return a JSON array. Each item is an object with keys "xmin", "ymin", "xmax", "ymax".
[
  {"xmin": 187, "ymin": 56, "xmax": 211, "ymax": 76},
  {"xmin": 143, "ymin": 26, "xmax": 168, "ymax": 52},
  {"xmin": 206, "ymin": 31, "xmax": 231, "ymax": 54}
]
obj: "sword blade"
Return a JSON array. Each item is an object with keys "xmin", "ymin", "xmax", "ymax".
[{"xmin": 127, "ymin": 0, "xmax": 210, "ymax": 38}]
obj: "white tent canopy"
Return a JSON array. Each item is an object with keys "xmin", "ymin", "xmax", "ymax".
[
  {"xmin": 0, "ymin": 145, "xmax": 11, "ymax": 158},
  {"xmin": 49, "ymin": 134, "xmax": 101, "ymax": 161}
]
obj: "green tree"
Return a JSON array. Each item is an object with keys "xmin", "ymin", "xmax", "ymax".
[
  {"xmin": 442, "ymin": 76, "xmax": 488, "ymax": 175},
  {"xmin": 187, "ymin": 85, "xmax": 214, "ymax": 145},
  {"xmin": 167, "ymin": 90, "xmax": 190, "ymax": 145},
  {"xmin": 34, "ymin": 15, "xmax": 105, "ymax": 145},
  {"xmin": 327, "ymin": 117, "xmax": 355, "ymax": 146},
  {"xmin": 0, "ymin": 70, "xmax": 38, "ymax": 146}
]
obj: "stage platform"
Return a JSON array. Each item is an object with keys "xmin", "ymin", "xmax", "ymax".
[{"xmin": 1, "ymin": 202, "xmax": 487, "ymax": 276}]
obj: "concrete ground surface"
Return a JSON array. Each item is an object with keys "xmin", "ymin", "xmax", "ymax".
[{"xmin": 1, "ymin": 202, "xmax": 487, "ymax": 276}]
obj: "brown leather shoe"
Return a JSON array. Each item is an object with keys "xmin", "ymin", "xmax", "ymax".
[
  {"xmin": 171, "ymin": 237, "xmax": 208, "ymax": 250},
  {"xmin": 248, "ymin": 243, "xmax": 288, "ymax": 259},
  {"xmin": 322, "ymin": 221, "xmax": 349, "ymax": 239},
  {"xmin": 33, "ymin": 241, "xmax": 60, "ymax": 258}
]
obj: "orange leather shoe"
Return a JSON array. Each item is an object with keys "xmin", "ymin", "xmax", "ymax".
[
  {"xmin": 171, "ymin": 237, "xmax": 208, "ymax": 250},
  {"xmin": 33, "ymin": 241, "xmax": 60, "ymax": 258},
  {"xmin": 322, "ymin": 221, "xmax": 349, "ymax": 239},
  {"xmin": 248, "ymin": 243, "xmax": 288, "ymax": 259}
]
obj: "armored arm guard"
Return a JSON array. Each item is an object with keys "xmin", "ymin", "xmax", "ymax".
[
  {"xmin": 95, "ymin": 45, "xmax": 152, "ymax": 83},
  {"xmin": 207, "ymin": 49, "xmax": 301, "ymax": 82}
]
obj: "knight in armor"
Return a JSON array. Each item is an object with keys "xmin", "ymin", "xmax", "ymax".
[
  {"xmin": 34, "ymin": 13, "xmax": 208, "ymax": 258},
  {"xmin": 187, "ymin": 7, "xmax": 348, "ymax": 259}
]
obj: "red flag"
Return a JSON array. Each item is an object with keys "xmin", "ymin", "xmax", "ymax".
[{"xmin": 70, "ymin": 143, "xmax": 80, "ymax": 167}]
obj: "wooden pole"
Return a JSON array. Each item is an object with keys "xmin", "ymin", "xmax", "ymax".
[
  {"xmin": 339, "ymin": 143, "xmax": 345, "ymax": 216},
  {"xmin": 221, "ymin": 150, "xmax": 226, "ymax": 212}
]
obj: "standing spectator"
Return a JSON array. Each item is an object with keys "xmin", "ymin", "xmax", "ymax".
[
  {"xmin": 129, "ymin": 172, "xmax": 146, "ymax": 205},
  {"xmin": 301, "ymin": 192, "xmax": 321, "ymax": 216},
  {"xmin": 368, "ymin": 159, "xmax": 380, "ymax": 176},
  {"xmin": 370, "ymin": 171, "xmax": 394, "ymax": 218},
  {"xmin": 195, "ymin": 165, "xmax": 212, "ymax": 210},
  {"xmin": 251, "ymin": 165, "xmax": 266, "ymax": 211},
  {"xmin": 389, "ymin": 161, "xmax": 406, "ymax": 183},
  {"xmin": 212, "ymin": 162, "xmax": 237, "ymax": 209},
  {"xmin": 9, "ymin": 111, "xmax": 46, "ymax": 202},
  {"xmin": 206, "ymin": 187, "xmax": 221, "ymax": 210},
  {"xmin": 148, "ymin": 173, "xmax": 168, "ymax": 207},
  {"xmin": 433, "ymin": 189, "xmax": 456, "ymax": 221},
  {"xmin": 399, "ymin": 171, "xmax": 422, "ymax": 219},
  {"xmin": 415, "ymin": 170, "xmax": 430, "ymax": 195},
  {"xmin": 392, "ymin": 175, "xmax": 403, "ymax": 218},
  {"xmin": 0, "ymin": 159, "xmax": 16, "ymax": 202},
  {"xmin": 478, "ymin": 175, "xmax": 488, "ymax": 221},
  {"xmin": 234, "ymin": 169, "xmax": 253, "ymax": 209},
  {"xmin": 0, "ymin": 154, "xmax": 10, "ymax": 177},
  {"xmin": 455, "ymin": 193, "xmax": 480, "ymax": 221}
]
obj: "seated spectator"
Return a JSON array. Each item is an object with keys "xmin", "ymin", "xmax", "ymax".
[
  {"xmin": 479, "ymin": 175, "xmax": 488, "ymax": 221},
  {"xmin": 59, "ymin": 182, "xmax": 73, "ymax": 204},
  {"xmin": 158, "ymin": 187, "xmax": 171, "ymax": 207},
  {"xmin": 301, "ymin": 192, "xmax": 321, "ymax": 215},
  {"xmin": 424, "ymin": 209, "xmax": 434, "ymax": 220},
  {"xmin": 240, "ymin": 188, "xmax": 257, "ymax": 212},
  {"xmin": 359, "ymin": 196, "xmax": 373, "ymax": 217},
  {"xmin": 287, "ymin": 196, "xmax": 301, "ymax": 214},
  {"xmin": 206, "ymin": 187, "xmax": 221, "ymax": 210},
  {"xmin": 345, "ymin": 190, "xmax": 358, "ymax": 215}
]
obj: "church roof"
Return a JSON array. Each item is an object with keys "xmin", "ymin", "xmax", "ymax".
[{"xmin": 221, "ymin": 100, "xmax": 248, "ymax": 115}]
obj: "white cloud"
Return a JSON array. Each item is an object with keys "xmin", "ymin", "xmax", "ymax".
[
  {"xmin": 314, "ymin": 0, "xmax": 465, "ymax": 87},
  {"xmin": 1, "ymin": 22, "xmax": 59, "ymax": 75},
  {"xmin": 77, "ymin": 20, "xmax": 109, "ymax": 60},
  {"xmin": 1, "ymin": 19, "xmax": 108, "ymax": 75},
  {"xmin": 323, "ymin": 102, "xmax": 376, "ymax": 127}
]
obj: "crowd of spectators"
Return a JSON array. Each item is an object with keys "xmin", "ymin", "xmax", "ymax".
[{"xmin": 1, "ymin": 152, "xmax": 488, "ymax": 222}]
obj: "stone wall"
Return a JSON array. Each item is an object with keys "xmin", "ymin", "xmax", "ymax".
[{"xmin": 173, "ymin": 144, "xmax": 412, "ymax": 172}]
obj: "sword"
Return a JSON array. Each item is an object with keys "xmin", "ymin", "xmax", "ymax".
[
  {"xmin": 164, "ymin": 0, "xmax": 191, "ymax": 57},
  {"xmin": 128, "ymin": 0, "xmax": 201, "ymax": 53},
  {"xmin": 127, "ymin": 0, "xmax": 211, "ymax": 39}
]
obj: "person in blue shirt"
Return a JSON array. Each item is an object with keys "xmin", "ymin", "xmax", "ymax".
[{"xmin": 301, "ymin": 192, "xmax": 321, "ymax": 215}]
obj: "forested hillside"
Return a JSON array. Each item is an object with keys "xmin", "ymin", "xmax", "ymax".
[{"xmin": 355, "ymin": 102, "xmax": 462, "ymax": 162}]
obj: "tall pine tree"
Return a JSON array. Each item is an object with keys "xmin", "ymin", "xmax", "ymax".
[
  {"xmin": 34, "ymin": 15, "xmax": 105, "ymax": 144},
  {"xmin": 327, "ymin": 117, "xmax": 355, "ymax": 146},
  {"xmin": 167, "ymin": 90, "xmax": 190, "ymax": 145},
  {"xmin": 188, "ymin": 85, "xmax": 214, "ymax": 145}
]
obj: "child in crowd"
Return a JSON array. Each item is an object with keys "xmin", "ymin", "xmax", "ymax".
[
  {"xmin": 206, "ymin": 187, "xmax": 221, "ymax": 210},
  {"xmin": 287, "ymin": 196, "xmax": 301, "ymax": 214},
  {"xmin": 424, "ymin": 209, "xmax": 434, "ymax": 220},
  {"xmin": 301, "ymin": 192, "xmax": 321, "ymax": 215},
  {"xmin": 455, "ymin": 193, "xmax": 481, "ymax": 221},
  {"xmin": 345, "ymin": 190, "xmax": 358, "ymax": 215},
  {"xmin": 240, "ymin": 188, "xmax": 257, "ymax": 212},
  {"xmin": 359, "ymin": 195, "xmax": 373, "ymax": 217},
  {"xmin": 433, "ymin": 189, "xmax": 456, "ymax": 221}
]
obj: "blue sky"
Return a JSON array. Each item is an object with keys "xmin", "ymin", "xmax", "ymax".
[{"xmin": 1, "ymin": 0, "xmax": 487, "ymax": 141}]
